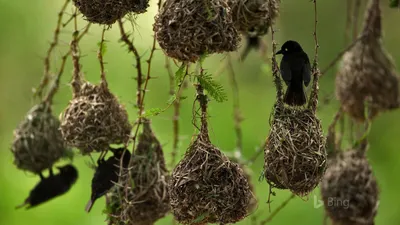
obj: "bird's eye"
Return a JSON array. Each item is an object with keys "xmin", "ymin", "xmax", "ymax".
[{"xmin": 285, "ymin": 48, "xmax": 288, "ymax": 52}]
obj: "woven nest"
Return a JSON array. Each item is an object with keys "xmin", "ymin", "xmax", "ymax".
[
  {"xmin": 153, "ymin": 0, "xmax": 240, "ymax": 62},
  {"xmin": 11, "ymin": 103, "xmax": 70, "ymax": 174},
  {"xmin": 321, "ymin": 150, "xmax": 379, "ymax": 225},
  {"xmin": 116, "ymin": 121, "xmax": 170, "ymax": 225},
  {"xmin": 169, "ymin": 130, "xmax": 253, "ymax": 224},
  {"xmin": 229, "ymin": 0, "xmax": 280, "ymax": 36},
  {"xmin": 73, "ymin": 0, "xmax": 149, "ymax": 25},
  {"xmin": 335, "ymin": 0, "xmax": 400, "ymax": 122},
  {"xmin": 264, "ymin": 105, "xmax": 327, "ymax": 196},
  {"xmin": 60, "ymin": 82, "xmax": 132, "ymax": 155}
]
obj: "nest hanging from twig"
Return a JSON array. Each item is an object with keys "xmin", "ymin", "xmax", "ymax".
[
  {"xmin": 321, "ymin": 149, "xmax": 379, "ymax": 225},
  {"xmin": 228, "ymin": 0, "xmax": 280, "ymax": 36},
  {"xmin": 60, "ymin": 82, "xmax": 132, "ymax": 155},
  {"xmin": 335, "ymin": 0, "xmax": 400, "ymax": 122},
  {"xmin": 11, "ymin": 103, "xmax": 70, "ymax": 174},
  {"xmin": 153, "ymin": 0, "xmax": 240, "ymax": 62},
  {"xmin": 116, "ymin": 120, "xmax": 170, "ymax": 225},
  {"xmin": 264, "ymin": 104, "xmax": 327, "ymax": 196},
  {"xmin": 73, "ymin": 0, "xmax": 149, "ymax": 25}
]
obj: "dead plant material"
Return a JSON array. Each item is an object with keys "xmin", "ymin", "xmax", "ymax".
[
  {"xmin": 335, "ymin": 0, "xmax": 400, "ymax": 122},
  {"xmin": 153, "ymin": 0, "xmax": 240, "ymax": 62},
  {"xmin": 118, "ymin": 120, "xmax": 170, "ymax": 225},
  {"xmin": 264, "ymin": 104, "xmax": 327, "ymax": 196},
  {"xmin": 321, "ymin": 150, "xmax": 379, "ymax": 225},
  {"xmin": 60, "ymin": 82, "xmax": 132, "ymax": 155},
  {"xmin": 73, "ymin": 0, "xmax": 149, "ymax": 25},
  {"xmin": 11, "ymin": 103, "xmax": 70, "ymax": 174},
  {"xmin": 229, "ymin": 0, "xmax": 280, "ymax": 36},
  {"xmin": 169, "ymin": 129, "xmax": 253, "ymax": 224}
]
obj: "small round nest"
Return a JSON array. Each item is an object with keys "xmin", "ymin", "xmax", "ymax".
[
  {"xmin": 118, "ymin": 121, "xmax": 170, "ymax": 225},
  {"xmin": 153, "ymin": 0, "xmax": 240, "ymax": 62},
  {"xmin": 229, "ymin": 0, "xmax": 280, "ymax": 36},
  {"xmin": 335, "ymin": 40, "xmax": 400, "ymax": 122},
  {"xmin": 321, "ymin": 150, "xmax": 379, "ymax": 225},
  {"xmin": 169, "ymin": 132, "xmax": 253, "ymax": 224},
  {"xmin": 264, "ymin": 105, "xmax": 327, "ymax": 196},
  {"xmin": 60, "ymin": 82, "xmax": 132, "ymax": 155},
  {"xmin": 11, "ymin": 103, "xmax": 70, "ymax": 174},
  {"xmin": 73, "ymin": 0, "xmax": 149, "ymax": 25}
]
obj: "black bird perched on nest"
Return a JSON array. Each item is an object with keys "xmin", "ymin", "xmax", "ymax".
[
  {"xmin": 276, "ymin": 40, "xmax": 311, "ymax": 106},
  {"xmin": 85, "ymin": 147, "xmax": 131, "ymax": 213},
  {"xmin": 16, "ymin": 164, "xmax": 78, "ymax": 209}
]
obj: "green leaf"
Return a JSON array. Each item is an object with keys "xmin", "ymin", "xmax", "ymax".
[
  {"xmin": 143, "ymin": 108, "xmax": 163, "ymax": 117},
  {"xmin": 175, "ymin": 63, "xmax": 186, "ymax": 86},
  {"xmin": 97, "ymin": 41, "xmax": 107, "ymax": 55},
  {"xmin": 197, "ymin": 73, "xmax": 228, "ymax": 102}
]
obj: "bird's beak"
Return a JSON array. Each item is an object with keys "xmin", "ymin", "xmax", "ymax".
[
  {"xmin": 56, "ymin": 166, "xmax": 62, "ymax": 171},
  {"xmin": 276, "ymin": 50, "xmax": 283, "ymax": 55}
]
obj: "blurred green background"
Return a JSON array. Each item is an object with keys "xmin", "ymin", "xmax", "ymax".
[{"xmin": 1, "ymin": 0, "xmax": 400, "ymax": 224}]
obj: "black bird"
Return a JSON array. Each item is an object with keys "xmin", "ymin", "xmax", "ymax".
[
  {"xmin": 16, "ymin": 164, "xmax": 78, "ymax": 209},
  {"xmin": 276, "ymin": 40, "xmax": 311, "ymax": 106},
  {"xmin": 85, "ymin": 147, "xmax": 131, "ymax": 213}
]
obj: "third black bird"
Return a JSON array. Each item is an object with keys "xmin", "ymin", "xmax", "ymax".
[
  {"xmin": 16, "ymin": 164, "xmax": 78, "ymax": 209},
  {"xmin": 85, "ymin": 147, "xmax": 131, "ymax": 213},
  {"xmin": 276, "ymin": 40, "xmax": 311, "ymax": 106}
]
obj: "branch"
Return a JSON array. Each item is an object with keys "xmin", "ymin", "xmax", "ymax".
[
  {"xmin": 226, "ymin": 54, "xmax": 243, "ymax": 155},
  {"xmin": 98, "ymin": 26, "xmax": 108, "ymax": 87},
  {"xmin": 312, "ymin": 0, "xmax": 319, "ymax": 68},
  {"xmin": 34, "ymin": 0, "xmax": 71, "ymax": 99},
  {"xmin": 70, "ymin": 9, "xmax": 84, "ymax": 96},
  {"xmin": 260, "ymin": 194, "xmax": 295, "ymax": 225}
]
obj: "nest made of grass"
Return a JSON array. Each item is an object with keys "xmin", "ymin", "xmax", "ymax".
[
  {"xmin": 321, "ymin": 150, "xmax": 379, "ymax": 225},
  {"xmin": 169, "ymin": 132, "xmax": 253, "ymax": 224},
  {"xmin": 229, "ymin": 0, "xmax": 280, "ymax": 36},
  {"xmin": 60, "ymin": 82, "xmax": 132, "ymax": 155},
  {"xmin": 116, "ymin": 122, "xmax": 170, "ymax": 225},
  {"xmin": 11, "ymin": 103, "xmax": 70, "ymax": 174},
  {"xmin": 73, "ymin": 0, "xmax": 150, "ymax": 25},
  {"xmin": 154, "ymin": 0, "xmax": 240, "ymax": 62},
  {"xmin": 264, "ymin": 104, "xmax": 327, "ymax": 196}
]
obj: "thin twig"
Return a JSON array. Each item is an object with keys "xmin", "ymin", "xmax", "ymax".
[
  {"xmin": 260, "ymin": 194, "xmax": 296, "ymax": 225},
  {"xmin": 98, "ymin": 26, "xmax": 108, "ymax": 87},
  {"xmin": 226, "ymin": 54, "xmax": 243, "ymax": 155},
  {"xmin": 34, "ymin": 0, "xmax": 71, "ymax": 98},
  {"xmin": 70, "ymin": 9, "xmax": 83, "ymax": 96},
  {"xmin": 44, "ymin": 23, "xmax": 91, "ymax": 104},
  {"xmin": 312, "ymin": 0, "xmax": 319, "ymax": 67}
]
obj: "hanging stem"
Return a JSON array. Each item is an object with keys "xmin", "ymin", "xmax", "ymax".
[
  {"xmin": 226, "ymin": 54, "xmax": 243, "ymax": 155},
  {"xmin": 344, "ymin": 0, "xmax": 353, "ymax": 45},
  {"xmin": 44, "ymin": 23, "xmax": 91, "ymax": 104},
  {"xmin": 259, "ymin": 194, "xmax": 295, "ymax": 225},
  {"xmin": 70, "ymin": 9, "xmax": 83, "ymax": 96},
  {"xmin": 307, "ymin": 0, "xmax": 320, "ymax": 113},
  {"xmin": 98, "ymin": 26, "xmax": 108, "ymax": 88},
  {"xmin": 34, "ymin": 0, "xmax": 71, "ymax": 99},
  {"xmin": 352, "ymin": 0, "xmax": 362, "ymax": 40}
]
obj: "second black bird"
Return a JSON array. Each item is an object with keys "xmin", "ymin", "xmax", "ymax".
[
  {"xmin": 85, "ymin": 147, "xmax": 131, "ymax": 213},
  {"xmin": 276, "ymin": 40, "xmax": 311, "ymax": 106}
]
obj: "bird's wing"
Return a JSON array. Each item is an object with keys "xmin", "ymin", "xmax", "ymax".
[
  {"xmin": 303, "ymin": 54, "xmax": 312, "ymax": 87},
  {"xmin": 280, "ymin": 57, "xmax": 292, "ymax": 85}
]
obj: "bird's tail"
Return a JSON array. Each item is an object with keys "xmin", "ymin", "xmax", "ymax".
[
  {"xmin": 284, "ymin": 84, "xmax": 307, "ymax": 106},
  {"xmin": 85, "ymin": 199, "xmax": 96, "ymax": 213}
]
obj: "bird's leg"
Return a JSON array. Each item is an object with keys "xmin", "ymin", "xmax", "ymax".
[{"xmin": 39, "ymin": 172, "xmax": 45, "ymax": 180}]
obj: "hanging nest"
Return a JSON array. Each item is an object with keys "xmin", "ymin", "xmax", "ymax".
[
  {"xmin": 11, "ymin": 103, "xmax": 70, "ymax": 174},
  {"xmin": 73, "ymin": 0, "xmax": 149, "ymax": 25},
  {"xmin": 228, "ymin": 0, "xmax": 280, "ymax": 36},
  {"xmin": 153, "ymin": 0, "xmax": 240, "ymax": 62},
  {"xmin": 335, "ymin": 0, "xmax": 400, "ymax": 122},
  {"xmin": 60, "ymin": 82, "xmax": 132, "ymax": 155},
  {"xmin": 321, "ymin": 149, "xmax": 379, "ymax": 225},
  {"xmin": 264, "ymin": 104, "xmax": 327, "ymax": 196},
  {"xmin": 115, "ymin": 120, "xmax": 170, "ymax": 225}
]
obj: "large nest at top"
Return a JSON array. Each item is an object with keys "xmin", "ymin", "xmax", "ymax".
[
  {"xmin": 321, "ymin": 150, "xmax": 379, "ymax": 225},
  {"xmin": 153, "ymin": 0, "xmax": 240, "ymax": 62},
  {"xmin": 264, "ymin": 104, "xmax": 327, "ymax": 196},
  {"xmin": 73, "ymin": 0, "xmax": 149, "ymax": 25},
  {"xmin": 169, "ymin": 130, "xmax": 253, "ymax": 224},
  {"xmin": 11, "ymin": 103, "xmax": 70, "ymax": 174},
  {"xmin": 228, "ymin": 0, "xmax": 280, "ymax": 36},
  {"xmin": 335, "ymin": 0, "xmax": 400, "ymax": 122},
  {"xmin": 60, "ymin": 82, "xmax": 132, "ymax": 155},
  {"xmin": 116, "ymin": 121, "xmax": 170, "ymax": 225}
]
